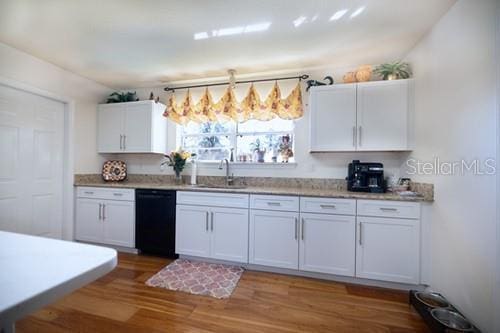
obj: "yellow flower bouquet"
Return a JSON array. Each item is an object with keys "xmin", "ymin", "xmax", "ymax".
[{"xmin": 161, "ymin": 149, "xmax": 196, "ymax": 180}]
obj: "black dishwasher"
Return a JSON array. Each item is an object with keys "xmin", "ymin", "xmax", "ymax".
[{"xmin": 135, "ymin": 189, "xmax": 177, "ymax": 258}]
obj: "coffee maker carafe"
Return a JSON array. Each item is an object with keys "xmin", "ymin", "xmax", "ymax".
[{"xmin": 346, "ymin": 160, "xmax": 386, "ymax": 193}]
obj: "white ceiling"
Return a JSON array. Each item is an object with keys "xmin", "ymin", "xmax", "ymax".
[{"xmin": 0, "ymin": 0, "xmax": 455, "ymax": 89}]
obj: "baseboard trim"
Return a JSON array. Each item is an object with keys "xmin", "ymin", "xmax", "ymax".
[
  {"xmin": 179, "ymin": 255, "xmax": 424, "ymax": 291},
  {"xmin": 75, "ymin": 241, "xmax": 138, "ymax": 254}
]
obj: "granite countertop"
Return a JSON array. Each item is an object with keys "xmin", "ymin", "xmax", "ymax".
[{"xmin": 74, "ymin": 175, "xmax": 434, "ymax": 202}]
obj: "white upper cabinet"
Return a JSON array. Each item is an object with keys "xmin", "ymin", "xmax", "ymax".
[
  {"xmin": 98, "ymin": 100, "xmax": 167, "ymax": 154},
  {"xmin": 309, "ymin": 79, "xmax": 412, "ymax": 152},
  {"xmin": 309, "ymin": 84, "xmax": 357, "ymax": 151},
  {"xmin": 357, "ymin": 80, "xmax": 411, "ymax": 151}
]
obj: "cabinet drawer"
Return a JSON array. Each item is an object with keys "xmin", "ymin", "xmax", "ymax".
[
  {"xmin": 76, "ymin": 186, "xmax": 135, "ymax": 201},
  {"xmin": 177, "ymin": 191, "xmax": 249, "ymax": 209},
  {"xmin": 300, "ymin": 197, "xmax": 355, "ymax": 215},
  {"xmin": 357, "ymin": 200, "xmax": 420, "ymax": 219},
  {"xmin": 250, "ymin": 195, "xmax": 299, "ymax": 212}
]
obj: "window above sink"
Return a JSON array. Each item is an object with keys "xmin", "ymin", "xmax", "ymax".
[{"xmin": 177, "ymin": 118, "xmax": 296, "ymax": 164}]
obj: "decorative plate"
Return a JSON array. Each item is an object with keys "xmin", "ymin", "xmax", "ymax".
[{"xmin": 102, "ymin": 160, "xmax": 127, "ymax": 182}]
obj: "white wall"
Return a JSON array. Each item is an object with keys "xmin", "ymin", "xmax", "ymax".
[
  {"xmin": 0, "ymin": 41, "xmax": 112, "ymax": 174},
  {"xmin": 116, "ymin": 67, "xmax": 408, "ymax": 179},
  {"xmin": 403, "ymin": 1, "xmax": 497, "ymax": 331}
]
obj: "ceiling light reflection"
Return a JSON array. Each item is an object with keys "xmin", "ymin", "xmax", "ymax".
[
  {"xmin": 350, "ymin": 6, "xmax": 365, "ymax": 18},
  {"xmin": 329, "ymin": 9, "xmax": 348, "ymax": 21},
  {"xmin": 293, "ymin": 16, "xmax": 307, "ymax": 27}
]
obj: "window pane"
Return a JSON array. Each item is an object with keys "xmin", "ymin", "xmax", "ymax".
[
  {"xmin": 237, "ymin": 118, "xmax": 294, "ymax": 134},
  {"xmin": 236, "ymin": 133, "xmax": 294, "ymax": 163},
  {"xmin": 183, "ymin": 135, "xmax": 232, "ymax": 149},
  {"xmin": 194, "ymin": 148, "xmax": 230, "ymax": 161},
  {"xmin": 181, "ymin": 122, "xmax": 234, "ymax": 135}
]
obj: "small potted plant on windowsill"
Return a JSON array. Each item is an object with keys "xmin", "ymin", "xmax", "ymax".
[
  {"xmin": 161, "ymin": 149, "xmax": 196, "ymax": 184},
  {"xmin": 250, "ymin": 139, "xmax": 266, "ymax": 163}
]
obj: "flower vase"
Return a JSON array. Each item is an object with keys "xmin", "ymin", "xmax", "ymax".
[{"xmin": 174, "ymin": 170, "xmax": 183, "ymax": 184}]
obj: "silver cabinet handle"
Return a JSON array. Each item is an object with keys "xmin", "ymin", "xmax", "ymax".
[
  {"xmin": 113, "ymin": 193, "xmax": 123, "ymax": 197},
  {"xmin": 102, "ymin": 204, "xmax": 106, "ymax": 220},
  {"xmin": 359, "ymin": 222, "xmax": 363, "ymax": 245},
  {"xmin": 294, "ymin": 217, "xmax": 298, "ymax": 240},
  {"xmin": 84, "ymin": 191, "xmax": 94, "ymax": 195},
  {"xmin": 358, "ymin": 126, "xmax": 362, "ymax": 147},
  {"xmin": 98, "ymin": 203, "xmax": 102, "ymax": 220},
  {"xmin": 267, "ymin": 202, "xmax": 281, "ymax": 206},
  {"xmin": 205, "ymin": 211, "xmax": 209, "ymax": 231},
  {"xmin": 352, "ymin": 126, "xmax": 357, "ymax": 147},
  {"xmin": 210, "ymin": 212, "xmax": 214, "ymax": 231},
  {"xmin": 301, "ymin": 217, "xmax": 305, "ymax": 240},
  {"xmin": 119, "ymin": 135, "xmax": 123, "ymax": 150},
  {"xmin": 380, "ymin": 207, "xmax": 398, "ymax": 212},
  {"xmin": 320, "ymin": 204, "xmax": 336, "ymax": 209},
  {"xmin": 123, "ymin": 135, "xmax": 127, "ymax": 150}
]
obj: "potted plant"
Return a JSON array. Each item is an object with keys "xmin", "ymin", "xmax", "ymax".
[
  {"xmin": 373, "ymin": 61, "xmax": 412, "ymax": 80},
  {"xmin": 250, "ymin": 139, "xmax": 266, "ymax": 163},
  {"xmin": 161, "ymin": 149, "xmax": 196, "ymax": 183},
  {"xmin": 106, "ymin": 91, "xmax": 139, "ymax": 103}
]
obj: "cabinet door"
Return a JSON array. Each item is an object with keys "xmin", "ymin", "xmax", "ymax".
[
  {"xmin": 102, "ymin": 200, "xmax": 135, "ymax": 247},
  {"xmin": 357, "ymin": 80, "xmax": 410, "ymax": 151},
  {"xmin": 299, "ymin": 213, "xmax": 355, "ymax": 276},
  {"xmin": 98, "ymin": 104, "xmax": 124, "ymax": 153},
  {"xmin": 210, "ymin": 207, "xmax": 249, "ymax": 263},
  {"xmin": 249, "ymin": 210, "xmax": 299, "ymax": 269},
  {"xmin": 309, "ymin": 84, "xmax": 357, "ymax": 152},
  {"xmin": 123, "ymin": 103, "xmax": 152, "ymax": 152},
  {"xmin": 75, "ymin": 198, "xmax": 103, "ymax": 243},
  {"xmin": 175, "ymin": 205, "xmax": 211, "ymax": 258},
  {"xmin": 356, "ymin": 216, "xmax": 420, "ymax": 284}
]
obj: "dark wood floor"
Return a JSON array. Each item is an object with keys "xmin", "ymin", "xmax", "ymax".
[{"xmin": 18, "ymin": 253, "xmax": 428, "ymax": 332}]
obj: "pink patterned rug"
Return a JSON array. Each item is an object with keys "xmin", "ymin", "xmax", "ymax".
[{"xmin": 146, "ymin": 259, "xmax": 244, "ymax": 299}]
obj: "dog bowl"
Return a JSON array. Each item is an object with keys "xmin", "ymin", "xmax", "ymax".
[
  {"xmin": 430, "ymin": 308, "xmax": 474, "ymax": 331},
  {"xmin": 415, "ymin": 291, "xmax": 450, "ymax": 308}
]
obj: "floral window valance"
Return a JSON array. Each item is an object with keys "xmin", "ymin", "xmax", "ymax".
[{"xmin": 163, "ymin": 82, "xmax": 303, "ymax": 124}]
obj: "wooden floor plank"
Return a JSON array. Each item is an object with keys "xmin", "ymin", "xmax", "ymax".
[{"xmin": 17, "ymin": 253, "xmax": 429, "ymax": 332}]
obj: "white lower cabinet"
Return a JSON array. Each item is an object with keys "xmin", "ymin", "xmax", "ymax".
[
  {"xmin": 75, "ymin": 187, "xmax": 135, "ymax": 248},
  {"xmin": 175, "ymin": 205, "xmax": 211, "ymax": 258},
  {"xmin": 355, "ymin": 216, "xmax": 420, "ymax": 284},
  {"xmin": 249, "ymin": 209, "xmax": 299, "ymax": 269},
  {"xmin": 175, "ymin": 203, "xmax": 249, "ymax": 263},
  {"xmin": 101, "ymin": 200, "xmax": 135, "ymax": 247},
  {"xmin": 299, "ymin": 213, "xmax": 356, "ymax": 276},
  {"xmin": 75, "ymin": 198, "xmax": 103, "ymax": 244}
]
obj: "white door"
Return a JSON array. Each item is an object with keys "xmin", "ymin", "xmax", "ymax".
[
  {"xmin": 249, "ymin": 210, "xmax": 299, "ymax": 269},
  {"xmin": 357, "ymin": 80, "xmax": 409, "ymax": 151},
  {"xmin": 299, "ymin": 213, "xmax": 355, "ymax": 276},
  {"xmin": 210, "ymin": 207, "xmax": 249, "ymax": 263},
  {"xmin": 175, "ymin": 204, "xmax": 210, "ymax": 258},
  {"xmin": 102, "ymin": 200, "xmax": 135, "ymax": 247},
  {"xmin": 356, "ymin": 216, "xmax": 420, "ymax": 284},
  {"xmin": 309, "ymin": 84, "xmax": 357, "ymax": 152},
  {"xmin": 75, "ymin": 198, "xmax": 103, "ymax": 243},
  {"xmin": 123, "ymin": 103, "xmax": 152, "ymax": 152},
  {"xmin": 97, "ymin": 104, "xmax": 124, "ymax": 153},
  {"xmin": 0, "ymin": 84, "xmax": 64, "ymax": 238}
]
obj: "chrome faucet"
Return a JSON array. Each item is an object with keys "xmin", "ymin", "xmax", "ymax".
[{"xmin": 218, "ymin": 159, "xmax": 234, "ymax": 186}]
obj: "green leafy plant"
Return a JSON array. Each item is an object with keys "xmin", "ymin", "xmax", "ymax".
[
  {"xmin": 161, "ymin": 149, "xmax": 196, "ymax": 175},
  {"xmin": 106, "ymin": 91, "xmax": 139, "ymax": 103},
  {"xmin": 374, "ymin": 62, "xmax": 412, "ymax": 80},
  {"xmin": 250, "ymin": 138, "xmax": 265, "ymax": 153}
]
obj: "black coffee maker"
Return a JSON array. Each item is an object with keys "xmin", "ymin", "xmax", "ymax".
[{"xmin": 346, "ymin": 160, "xmax": 386, "ymax": 193}]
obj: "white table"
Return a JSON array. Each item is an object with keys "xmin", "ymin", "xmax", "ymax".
[{"xmin": 0, "ymin": 231, "xmax": 117, "ymax": 332}]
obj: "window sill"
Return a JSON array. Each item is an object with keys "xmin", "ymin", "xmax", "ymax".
[{"xmin": 187, "ymin": 161, "xmax": 298, "ymax": 170}]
